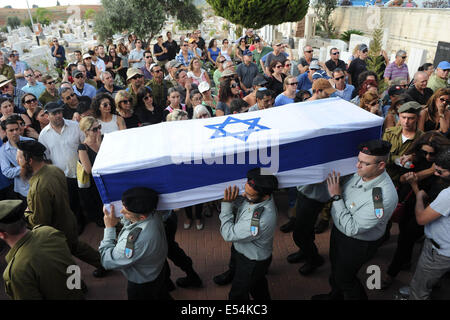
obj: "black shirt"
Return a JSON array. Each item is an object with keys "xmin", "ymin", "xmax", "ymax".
[
  {"xmin": 348, "ymin": 58, "xmax": 367, "ymax": 89},
  {"xmin": 406, "ymin": 86, "xmax": 434, "ymax": 105},
  {"xmin": 135, "ymin": 105, "xmax": 164, "ymax": 125},
  {"xmin": 164, "ymin": 40, "xmax": 179, "ymax": 61},
  {"xmin": 325, "ymin": 59, "xmax": 347, "ymax": 72},
  {"xmin": 122, "ymin": 113, "xmax": 141, "ymax": 129},
  {"xmin": 154, "ymin": 43, "xmax": 169, "ymax": 62}
]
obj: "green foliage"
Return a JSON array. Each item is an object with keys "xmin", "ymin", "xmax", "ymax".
[
  {"xmin": 22, "ymin": 18, "xmax": 32, "ymax": 30},
  {"xmin": 84, "ymin": 9, "xmax": 96, "ymax": 20},
  {"xmin": 366, "ymin": 18, "xmax": 388, "ymax": 92},
  {"xmin": 7, "ymin": 16, "xmax": 21, "ymax": 29},
  {"xmin": 234, "ymin": 25, "xmax": 243, "ymax": 38},
  {"xmin": 56, "ymin": 1, "xmax": 61, "ymax": 5},
  {"xmin": 339, "ymin": 29, "xmax": 364, "ymax": 42},
  {"xmin": 4, "ymin": 5, "xmax": 12, "ymax": 9},
  {"xmin": 35, "ymin": 8, "xmax": 52, "ymax": 25},
  {"xmin": 313, "ymin": 0, "xmax": 337, "ymax": 38},
  {"xmin": 206, "ymin": 0, "xmax": 309, "ymax": 29},
  {"xmin": 1, "ymin": 26, "xmax": 8, "ymax": 33}
]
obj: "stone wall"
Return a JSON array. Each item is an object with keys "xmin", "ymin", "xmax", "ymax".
[{"xmin": 331, "ymin": 7, "xmax": 450, "ymax": 63}]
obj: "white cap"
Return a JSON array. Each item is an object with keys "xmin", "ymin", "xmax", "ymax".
[{"xmin": 198, "ymin": 81, "xmax": 210, "ymax": 93}]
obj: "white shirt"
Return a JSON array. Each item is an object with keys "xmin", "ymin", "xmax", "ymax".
[
  {"xmin": 38, "ymin": 120, "xmax": 85, "ymax": 178},
  {"xmin": 92, "ymin": 58, "xmax": 106, "ymax": 72}
]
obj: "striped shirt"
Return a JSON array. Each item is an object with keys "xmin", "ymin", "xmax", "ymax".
[
  {"xmin": 176, "ymin": 52, "xmax": 194, "ymax": 67},
  {"xmin": 384, "ymin": 62, "xmax": 409, "ymax": 81}
]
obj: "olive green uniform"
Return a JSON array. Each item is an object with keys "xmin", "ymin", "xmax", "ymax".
[
  {"xmin": 145, "ymin": 79, "xmax": 174, "ymax": 109},
  {"xmin": 0, "ymin": 64, "xmax": 16, "ymax": 87},
  {"xmin": 38, "ymin": 90, "xmax": 59, "ymax": 106},
  {"xmin": 26, "ymin": 164, "xmax": 102, "ymax": 268},
  {"xmin": 3, "ymin": 225, "xmax": 84, "ymax": 300}
]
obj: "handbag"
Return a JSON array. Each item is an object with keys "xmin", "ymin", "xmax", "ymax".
[
  {"xmin": 76, "ymin": 160, "xmax": 90, "ymax": 189},
  {"xmin": 391, "ymin": 190, "xmax": 413, "ymax": 223}
]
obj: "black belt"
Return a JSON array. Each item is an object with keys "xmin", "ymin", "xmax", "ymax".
[{"xmin": 430, "ymin": 238, "xmax": 441, "ymax": 249}]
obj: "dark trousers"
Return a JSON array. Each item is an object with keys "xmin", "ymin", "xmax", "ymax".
[
  {"xmin": 0, "ymin": 184, "xmax": 16, "ymax": 201},
  {"xmin": 66, "ymin": 178, "xmax": 85, "ymax": 227},
  {"xmin": 228, "ymin": 246, "xmax": 272, "ymax": 300},
  {"xmin": 127, "ymin": 264, "xmax": 173, "ymax": 300},
  {"xmin": 185, "ymin": 203, "xmax": 203, "ymax": 220},
  {"xmin": 293, "ymin": 192, "xmax": 326, "ymax": 262},
  {"xmin": 329, "ymin": 226, "xmax": 382, "ymax": 300}
]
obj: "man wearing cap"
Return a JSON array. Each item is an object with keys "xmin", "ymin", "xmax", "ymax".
[
  {"xmin": 382, "ymin": 84, "xmax": 406, "ymax": 117},
  {"xmin": 16, "ymin": 140, "xmax": 106, "ymax": 278},
  {"xmin": 298, "ymin": 45, "xmax": 319, "ymax": 75},
  {"xmin": 348, "ymin": 44, "xmax": 369, "ymax": 90},
  {"xmin": 332, "ymin": 68, "xmax": 354, "ymax": 101},
  {"xmin": 100, "ymin": 187, "xmax": 172, "ymax": 300},
  {"xmin": 309, "ymin": 78, "xmax": 337, "ymax": 101},
  {"xmin": 165, "ymin": 60, "xmax": 182, "ymax": 87},
  {"xmin": 125, "ymin": 68, "xmax": 145, "ymax": 108},
  {"xmin": 243, "ymin": 75, "xmax": 269, "ymax": 107},
  {"xmin": 407, "ymin": 71, "xmax": 434, "ymax": 105},
  {"xmin": 214, "ymin": 168, "xmax": 278, "ymax": 300},
  {"xmin": 384, "ymin": 50, "xmax": 410, "ymax": 85},
  {"xmin": 72, "ymin": 69, "xmax": 96, "ymax": 99},
  {"xmin": 146, "ymin": 64, "xmax": 174, "ymax": 110},
  {"xmin": 96, "ymin": 71, "xmax": 123, "ymax": 97},
  {"xmin": 236, "ymin": 50, "xmax": 259, "ymax": 95},
  {"xmin": 296, "ymin": 60, "xmax": 321, "ymax": 92},
  {"xmin": 8, "ymin": 51, "xmax": 27, "ymax": 90},
  {"xmin": 252, "ymin": 37, "xmax": 273, "ymax": 74},
  {"xmin": 0, "ymin": 53, "xmax": 16, "ymax": 87},
  {"xmin": 312, "ymin": 140, "xmax": 398, "ymax": 300},
  {"xmin": 22, "ymin": 68, "xmax": 46, "ymax": 99},
  {"xmin": 38, "ymin": 75, "xmax": 59, "ymax": 106},
  {"xmin": 60, "ymin": 87, "xmax": 91, "ymax": 121},
  {"xmin": 0, "ymin": 117, "xmax": 33, "ymax": 200},
  {"xmin": 383, "ymin": 101, "xmax": 423, "ymax": 186},
  {"xmin": 248, "ymin": 88, "xmax": 274, "ymax": 112},
  {"xmin": 0, "ymin": 200, "xmax": 84, "ymax": 300},
  {"xmin": 0, "ymin": 75, "xmax": 26, "ymax": 113},
  {"xmin": 427, "ymin": 61, "xmax": 450, "ymax": 92}
]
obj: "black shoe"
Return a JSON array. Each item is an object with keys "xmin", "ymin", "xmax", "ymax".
[
  {"xmin": 314, "ymin": 219, "xmax": 329, "ymax": 234},
  {"xmin": 287, "ymin": 250, "xmax": 306, "ymax": 264},
  {"xmin": 298, "ymin": 256, "xmax": 325, "ymax": 275},
  {"xmin": 93, "ymin": 266, "xmax": 109, "ymax": 278},
  {"xmin": 176, "ymin": 274, "xmax": 203, "ymax": 288},
  {"xmin": 280, "ymin": 217, "xmax": 296, "ymax": 233},
  {"xmin": 311, "ymin": 293, "xmax": 331, "ymax": 300},
  {"xmin": 167, "ymin": 279, "xmax": 176, "ymax": 292},
  {"xmin": 213, "ymin": 270, "xmax": 234, "ymax": 286}
]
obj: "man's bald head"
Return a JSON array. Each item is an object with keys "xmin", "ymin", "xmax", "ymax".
[{"xmin": 414, "ymin": 71, "xmax": 428, "ymax": 90}]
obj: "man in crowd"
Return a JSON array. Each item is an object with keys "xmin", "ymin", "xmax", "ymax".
[
  {"xmin": 8, "ymin": 51, "xmax": 27, "ymax": 90},
  {"xmin": 348, "ymin": 44, "xmax": 369, "ymax": 90},
  {"xmin": 236, "ymin": 50, "xmax": 259, "ymax": 95},
  {"xmin": 22, "ymin": 68, "xmax": 46, "ymax": 98},
  {"xmin": 0, "ymin": 75, "xmax": 26, "ymax": 113},
  {"xmin": 73, "ymin": 50, "xmax": 82, "ymax": 64},
  {"xmin": 50, "ymin": 38, "xmax": 66, "ymax": 70},
  {"xmin": 16, "ymin": 140, "xmax": 107, "ymax": 278},
  {"xmin": 248, "ymin": 88, "xmax": 274, "ymax": 111},
  {"xmin": 60, "ymin": 87, "xmax": 91, "ymax": 121},
  {"xmin": 407, "ymin": 71, "xmax": 434, "ymax": 105},
  {"xmin": 176, "ymin": 40, "xmax": 194, "ymax": 67},
  {"xmin": 0, "ymin": 53, "xmax": 16, "ymax": 87},
  {"xmin": 325, "ymin": 48, "xmax": 347, "ymax": 74},
  {"xmin": 129, "ymin": 39, "xmax": 145, "ymax": 69},
  {"xmin": 164, "ymin": 31, "xmax": 179, "ymax": 61},
  {"xmin": 91, "ymin": 48, "xmax": 106, "ymax": 73},
  {"xmin": 297, "ymin": 60, "xmax": 322, "ymax": 92},
  {"xmin": 332, "ymin": 68, "xmax": 354, "ymax": 101},
  {"xmin": 252, "ymin": 37, "xmax": 273, "ymax": 74},
  {"xmin": 77, "ymin": 63, "xmax": 98, "ymax": 89},
  {"xmin": 243, "ymin": 75, "xmax": 268, "ymax": 107},
  {"xmin": 72, "ymin": 69, "xmax": 96, "ymax": 99},
  {"xmin": 0, "ymin": 200, "xmax": 84, "ymax": 300},
  {"xmin": 427, "ymin": 61, "xmax": 449, "ymax": 92},
  {"xmin": 126, "ymin": 68, "xmax": 145, "ymax": 108},
  {"xmin": 298, "ymin": 45, "xmax": 319, "ymax": 75},
  {"xmin": 96, "ymin": 44, "xmax": 108, "ymax": 61},
  {"xmin": 100, "ymin": 187, "xmax": 172, "ymax": 300},
  {"xmin": 147, "ymin": 64, "xmax": 174, "ymax": 110},
  {"xmin": 173, "ymin": 69, "xmax": 197, "ymax": 106},
  {"xmin": 140, "ymin": 51, "xmax": 155, "ymax": 80},
  {"xmin": 38, "ymin": 75, "xmax": 59, "ymax": 106},
  {"xmin": 264, "ymin": 42, "xmax": 288, "ymax": 76},
  {"xmin": 312, "ymin": 140, "xmax": 398, "ymax": 300},
  {"xmin": 96, "ymin": 71, "xmax": 123, "ymax": 97},
  {"xmin": 382, "ymin": 85, "xmax": 406, "ymax": 117},
  {"xmin": 164, "ymin": 60, "xmax": 182, "ymax": 87},
  {"xmin": 384, "ymin": 50, "xmax": 410, "ymax": 84},
  {"xmin": 215, "ymin": 168, "xmax": 278, "ymax": 300},
  {"xmin": 308, "ymin": 78, "xmax": 337, "ymax": 101}
]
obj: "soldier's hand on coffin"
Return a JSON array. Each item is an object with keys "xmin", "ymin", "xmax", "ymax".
[
  {"xmin": 223, "ymin": 185, "xmax": 239, "ymax": 202},
  {"xmin": 103, "ymin": 204, "xmax": 120, "ymax": 228},
  {"xmin": 327, "ymin": 170, "xmax": 341, "ymax": 197}
]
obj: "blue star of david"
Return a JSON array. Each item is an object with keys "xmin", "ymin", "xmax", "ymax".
[{"xmin": 204, "ymin": 116, "xmax": 270, "ymax": 142}]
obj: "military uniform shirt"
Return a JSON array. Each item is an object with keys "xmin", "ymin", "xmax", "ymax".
[
  {"xmin": 3, "ymin": 225, "xmax": 83, "ymax": 300},
  {"xmin": 331, "ymin": 171, "xmax": 398, "ymax": 241},
  {"xmin": 220, "ymin": 196, "xmax": 277, "ymax": 261},
  {"xmin": 99, "ymin": 213, "xmax": 168, "ymax": 284}
]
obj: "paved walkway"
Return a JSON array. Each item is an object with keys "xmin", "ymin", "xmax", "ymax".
[{"xmin": 1, "ymin": 191, "xmax": 449, "ymax": 300}]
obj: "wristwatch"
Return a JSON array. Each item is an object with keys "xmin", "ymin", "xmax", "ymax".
[{"xmin": 331, "ymin": 194, "xmax": 342, "ymax": 201}]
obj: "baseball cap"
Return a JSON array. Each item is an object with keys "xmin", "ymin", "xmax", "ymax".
[
  {"xmin": 168, "ymin": 60, "xmax": 182, "ymax": 68},
  {"xmin": 44, "ymin": 101, "xmax": 64, "ymax": 113},
  {"xmin": 398, "ymin": 101, "xmax": 422, "ymax": 114},
  {"xmin": 198, "ymin": 81, "xmax": 210, "ymax": 93},
  {"xmin": 72, "ymin": 69, "xmax": 83, "ymax": 78},
  {"xmin": 82, "ymin": 53, "xmax": 91, "ymax": 60},
  {"xmin": 309, "ymin": 60, "xmax": 321, "ymax": 70},
  {"xmin": 149, "ymin": 63, "xmax": 159, "ymax": 72},
  {"xmin": 359, "ymin": 44, "xmax": 369, "ymax": 52},
  {"xmin": 126, "ymin": 68, "xmax": 143, "ymax": 81},
  {"xmin": 437, "ymin": 61, "xmax": 450, "ymax": 70},
  {"xmin": 243, "ymin": 49, "xmax": 253, "ymax": 56},
  {"xmin": 0, "ymin": 75, "xmax": 12, "ymax": 88},
  {"xmin": 312, "ymin": 78, "xmax": 336, "ymax": 95},
  {"xmin": 253, "ymin": 75, "xmax": 268, "ymax": 87}
]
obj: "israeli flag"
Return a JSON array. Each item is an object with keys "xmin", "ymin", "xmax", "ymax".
[{"xmin": 92, "ymin": 97, "xmax": 383, "ymax": 213}]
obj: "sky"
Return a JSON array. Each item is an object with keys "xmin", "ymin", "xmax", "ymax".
[{"xmin": 0, "ymin": 0, "xmax": 101, "ymax": 8}]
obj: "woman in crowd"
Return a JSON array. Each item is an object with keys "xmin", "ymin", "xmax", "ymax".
[
  {"xmin": 166, "ymin": 109, "xmax": 188, "ymax": 122},
  {"xmin": 221, "ymin": 39, "xmax": 232, "ymax": 62},
  {"xmin": 199, "ymin": 81, "xmax": 218, "ymax": 116},
  {"xmin": 274, "ymin": 76, "xmax": 298, "ymax": 106},
  {"xmin": 31, "ymin": 106, "xmax": 49, "ymax": 133},
  {"xmin": 294, "ymin": 89, "xmax": 312, "ymax": 102},
  {"xmin": 105, "ymin": 45, "xmax": 123, "ymax": 81},
  {"xmin": 164, "ymin": 88, "xmax": 187, "ymax": 121},
  {"xmin": 382, "ymin": 132, "xmax": 450, "ymax": 289},
  {"xmin": 192, "ymin": 104, "xmax": 211, "ymax": 119},
  {"xmin": 418, "ymin": 62, "xmax": 434, "ymax": 78},
  {"xmin": 267, "ymin": 60, "xmax": 287, "ymax": 97},
  {"xmin": 115, "ymin": 90, "xmax": 141, "ymax": 129},
  {"xmin": 21, "ymin": 93, "xmax": 39, "ymax": 123},
  {"xmin": 92, "ymin": 93, "xmax": 126, "ymax": 134},
  {"xmin": 283, "ymin": 59, "xmax": 293, "ymax": 76},
  {"xmin": 83, "ymin": 53, "xmax": 99, "ymax": 83},
  {"xmin": 0, "ymin": 97, "xmax": 31, "ymax": 140},
  {"xmin": 213, "ymin": 56, "xmax": 226, "ymax": 87},
  {"xmin": 359, "ymin": 91, "xmax": 382, "ymax": 115},
  {"xmin": 216, "ymin": 78, "xmax": 240, "ymax": 116},
  {"xmin": 78, "ymin": 116, "xmax": 104, "ymax": 227},
  {"xmin": 234, "ymin": 38, "xmax": 247, "ymax": 64},
  {"xmin": 189, "ymin": 89, "xmax": 213, "ymax": 118},
  {"xmin": 207, "ymin": 39, "xmax": 221, "ymax": 65},
  {"xmin": 135, "ymin": 86, "xmax": 163, "ymax": 125},
  {"xmin": 187, "ymin": 58, "xmax": 211, "ymax": 86},
  {"xmin": 117, "ymin": 43, "xmax": 129, "ymax": 84},
  {"xmin": 351, "ymin": 79, "xmax": 378, "ymax": 106},
  {"xmin": 418, "ymin": 88, "xmax": 450, "ymax": 135}
]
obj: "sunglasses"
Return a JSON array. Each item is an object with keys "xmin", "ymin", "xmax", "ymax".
[
  {"xmin": 420, "ymin": 149, "xmax": 436, "ymax": 157},
  {"xmin": 132, "ymin": 75, "xmax": 143, "ymax": 80},
  {"xmin": 362, "ymin": 49, "xmax": 368, "ymax": 53},
  {"xmin": 35, "ymin": 74, "xmax": 42, "ymax": 77},
  {"xmin": 84, "ymin": 57, "xmax": 92, "ymax": 60},
  {"xmin": 334, "ymin": 75, "xmax": 345, "ymax": 81},
  {"xmin": 153, "ymin": 69, "xmax": 163, "ymax": 73},
  {"xmin": 230, "ymin": 83, "xmax": 239, "ymax": 88},
  {"xmin": 101, "ymin": 102, "xmax": 111, "ymax": 107},
  {"xmin": 53, "ymin": 40, "xmax": 58, "ymax": 42},
  {"xmin": 75, "ymin": 74, "xmax": 83, "ymax": 79},
  {"xmin": 143, "ymin": 95, "xmax": 152, "ymax": 101},
  {"xmin": 401, "ymin": 56, "xmax": 407, "ymax": 60},
  {"xmin": 25, "ymin": 98, "xmax": 37, "ymax": 104},
  {"xmin": 47, "ymin": 81, "xmax": 55, "ymax": 85},
  {"xmin": 439, "ymin": 97, "xmax": 450, "ymax": 105},
  {"xmin": 288, "ymin": 82, "xmax": 298, "ymax": 86},
  {"xmin": 65, "ymin": 93, "xmax": 76, "ymax": 100},
  {"xmin": 91, "ymin": 125, "xmax": 102, "ymax": 132},
  {"xmin": 368, "ymin": 100, "xmax": 379, "ymax": 107},
  {"xmin": 305, "ymin": 50, "xmax": 313, "ymax": 53},
  {"xmin": 182, "ymin": 44, "xmax": 188, "ymax": 47},
  {"xmin": 218, "ymin": 60, "xmax": 226, "ymax": 63},
  {"xmin": 120, "ymin": 99, "xmax": 131, "ymax": 104},
  {"xmin": 284, "ymin": 64, "xmax": 292, "ymax": 67},
  {"xmin": 275, "ymin": 65, "xmax": 283, "ymax": 69},
  {"xmin": 145, "ymin": 56, "xmax": 152, "ymax": 59},
  {"xmin": 331, "ymin": 52, "xmax": 340, "ymax": 55},
  {"xmin": 24, "ymin": 74, "xmax": 33, "ymax": 78}
]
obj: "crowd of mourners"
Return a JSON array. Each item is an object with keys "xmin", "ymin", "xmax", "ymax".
[{"xmin": 0, "ymin": 26, "xmax": 449, "ymax": 301}]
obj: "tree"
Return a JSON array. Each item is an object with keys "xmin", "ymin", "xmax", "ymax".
[
  {"xmin": 94, "ymin": 0, "xmax": 202, "ymax": 44},
  {"xmin": 313, "ymin": 0, "xmax": 337, "ymax": 38},
  {"xmin": 56, "ymin": 1, "xmax": 61, "ymax": 6},
  {"xmin": 366, "ymin": 18, "xmax": 388, "ymax": 93},
  {"xmin": 7, "ymin": 16, "xmax": 21, "ymax": 29},
  {"xmin": 84, "ymin": 8, "xmax": 96, "ymax": 20},
  {"xmin": 206, "ymin": 0, "xmax": 309, "ymax": 29},
  {"xmin": 4, "ymin": 5, "xmax": 12, "ymax": 8},
  {"xmin": 32, "ymin": 4, "xmax": 39, "ymax": 8},
  {"xmin": 35, "ymin": 8, "xmax": 52, "ymax": 25}
]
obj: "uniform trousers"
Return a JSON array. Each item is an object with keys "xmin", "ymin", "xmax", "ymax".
[
  {"xmin": 409, "ymin": 238, "xmax": 450, "ymax": 300},
  {"xmin": 293, "ymin": 193, "xmax": 326, "ymax": 261},
  {"xmin": 67, "ymin": 238, "xmax": 103, "ymax": 269},
  {"xmin": 66, "ymin": 177, "xmax": 85, "ymax": 227},
  {"xmin": 228, "ymin": 245, "xmax": 272, "ymax": 300},
  {"xmin": 127, "ymin": 263, "xmax": 173, "ymax": 300},
  {"xmin": 329, "ymin": 226, "xmax": 382, "ymax": 300}
]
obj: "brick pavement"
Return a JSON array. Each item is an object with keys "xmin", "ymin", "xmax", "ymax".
[{"xmin": 1, "ymin": 191, "xmax": 449, "ymax": 300}]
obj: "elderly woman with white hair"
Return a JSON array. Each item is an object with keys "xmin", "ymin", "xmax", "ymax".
[{"xmin": 192, "ymin": 104, "xmax": 211, "ymax": 119}]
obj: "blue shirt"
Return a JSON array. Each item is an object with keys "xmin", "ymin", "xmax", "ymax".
[
  {"xmin": 333, "ymin": 84, "xmax": 355, "ymax": 102},
  {"xmin": 176, "ymin": 51, "xmax": 194, "ymax": 67},
  {"xmin": 51, "ymin": 45, "xmax": 66, "ymax": 65},
  {"xmin": 274, "ymin": 92, "xmax": 297, "ymax": 106},
  {"xmin": 296, "ymin": 72, "xmax": 312, "ymax": 91},
  {"xmin": 0, "ymin": 136, "xmax": 33, "ymax": 197},
  {"xmin": 9, "ymin": 61, "xmax": 27, "ymax": 90},
  {"xmin": 73, "ymin": 83, "xmax": 96, "ymax": 99},
  {"xmin": 22, "ymin": 82, "xmax": 46, "ymax": 98},
  {"xmin": 0, "ymin": 140, "xmax": 12, "ymax": 190}
]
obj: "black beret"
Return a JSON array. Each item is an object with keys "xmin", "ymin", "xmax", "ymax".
[
  {"xmin": 246, "ymin": 168, "xmax": 279, "ymax": 196},
  {"xmin": 122, "ymin": 187, "xmax": 159, "ymax": 214},
  {"xmin": 358, "ymin": 140, "xmax": 392, "ymax": 157},
  {"xmin": 0, "ymin": 200, "xmax": 26, "ymax": 224},
  {"xmin": 16, "ymin": 140, "xmax": 46, "ymax": 157}
]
